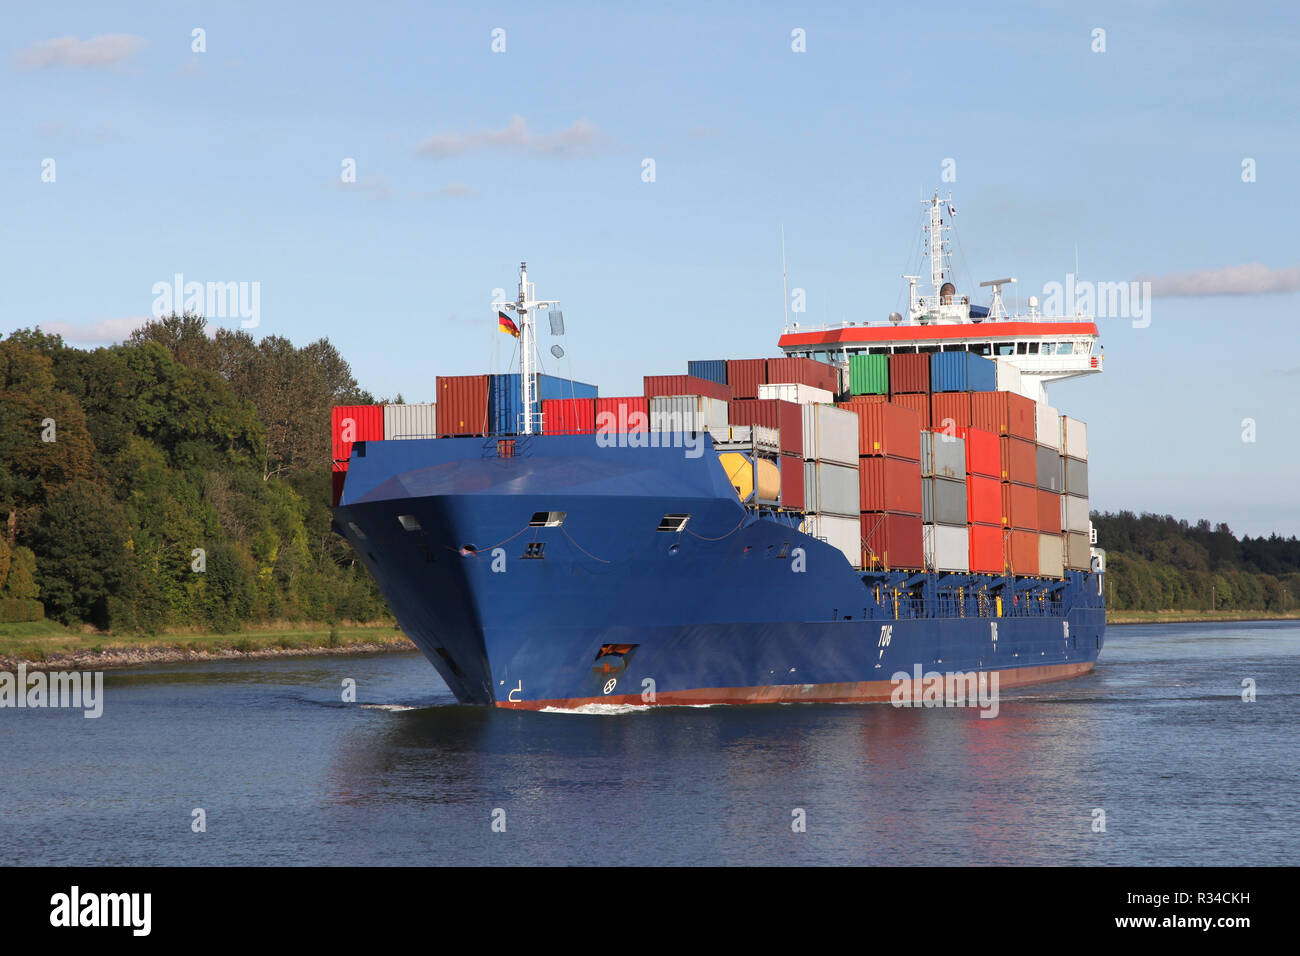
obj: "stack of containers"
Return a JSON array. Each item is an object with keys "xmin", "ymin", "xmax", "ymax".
[
  {"xmin": 920, "ymin": 430, "xmax": 969, "ymax": 572},
  {"xmin": 962, "ymin": 427, "xmax": 1004, "ymax": 573},
  {"xmin": 729, "ymin": 398, "xmax": 804, "ymax": 509},
  {"xmin": 1060, "ymin": 416, "xmax": 1091, "ymax": 570},
  {"xmin": 886, "ymin": 353, "xmax": 931, "ymax": 427},
  {"xmin": 1035, "ymin": 401, "xmax": 1065, "ymax": 577},
  {"xmin": 645, "ymin": 373, "xmax": 731, "ymax": 435},
  {"xmin": 725, "ymin": 357, "xmax": 837, "ymax": 399},
  {"xmin": 963, "ymin": 389, "xmax": 1038, "ymax": 575},
  {"xmin": 800, "ymin": 403, "xmax": 861, "ymax": 565},
  {"xmin": 331, "ymin": 404, "xmax": 384, "ymax": 505},
  {"xmin": 851, "ymin": 403, "xmax": 923, "ymax": 570},
  {"xmin": 488, "ymin": 373, "xmax": 598, "ymax": 435}
]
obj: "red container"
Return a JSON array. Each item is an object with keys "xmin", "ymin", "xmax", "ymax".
[
  {"xmin": 726, "ymin": 358, "xmax": 769, "ymax": 399},
  {"xmin": 861, "ymin": 512, "xmax": 924, "ymax": 570},
  {"xmin": 331, "ymin": 404, "xmax": 384, "ymax": 469},
  {"xmin": 966, "ymin": 475, "xmax": 1002, "ymax": 526},
  {"xmin": 970, "ymin": 391, "xmax": 1036, "ymax": 441},
  {"xmin": 961, "ymin": 426, "xmax": 1000, "ymax": 479},
  {"xmin": 594, "ymin": 396, "xmax": 648, "ymax": 432},
  {"xmin": 331, "ymin": 470, "xmax": 346, "ymax": 507},
  {"xmin": 968, "ymin": 523, "xmax": 1004, "ymax": 574},
  {"xmin": 888, "ymin": 353, "xmax": 930, "ymax": 394},
  {"xmin": 999, "ymin": 436, "xmax": 1037, "ymax": 485},
  {"xmin": 436, "ymin": 374, "xmax": 490, "ymax": 436},
  {"xmin": 643, "ymin": 374, "xmax": 732, "ymax": 402},
  {"xmin": 858, "ymin": 457, "xmax": 923, "ymax": 515},
  {"xmin": 1007, "ymin": 529, "xmax": 1039, "ymax": 576},
  {"xmin": 729, "ymin": 398, "xmax": 802, "ymax": 457},
  {"xmin": 840, "ymin": 394, "xmax": 887, "ymax": 407},
  {"xmin": 844, "ymin": 401, "xmax": 921, "ymax": 461},
  {"xmin": 890, "ymin": 392, "xmax": 930, "ymax": 428},
  {"xmin": 1001, "ymin": 482, "xmax": 1038, "ymax": 530},
  {"xmin": 781, "ymin": 453, "xmax": 805, "ymax": 510},
  {"xmin": 767, "ymin": 356, "xmax": 838, "ymax": 394},
  {"xmin": 1037, "ymin": 489, "xmax": 1062, "ymax": 533},
  {"xmin": 542, "ymin": 398, "xmax": 596, "ymax": 434},
  {"xmin": 930, "ymin": 392, "xmax": 972, "ymax": 431}
]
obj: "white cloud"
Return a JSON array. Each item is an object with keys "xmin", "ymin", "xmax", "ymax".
[
  {"xmin": 14, "ymin": 34, "xmax": 147, "ymax": 71},
  {"xmin": 37, "ymin": 316, "xmax": 154, "ymax": 344},
  {"xmin": 416, "ymin": 115, "xmax": 603, "ymax": 158},
  {"xmin": 437, "ymin": 182, "xmax": 476, "ymax": 197},
  {"xmin": 1142, "ymin": 262, "xmax": 1300, "ymax": 297}
]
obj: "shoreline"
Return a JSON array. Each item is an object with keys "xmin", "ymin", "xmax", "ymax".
[
  {"xmin": 1107, "ymin": 611, "xmax": 1300, "ymax": 626},
  {"xmin": 0, "ymin": 639, "xmax": 418, "ymax": 673}
]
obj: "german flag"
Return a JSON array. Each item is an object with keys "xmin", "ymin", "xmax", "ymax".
[{"xmin": 498, "ymin": 312, "xmax": 520, "ymax": 337}]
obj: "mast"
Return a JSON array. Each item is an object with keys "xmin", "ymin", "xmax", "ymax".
[{"xmin": 492, "ymin": 261, "xmax": 560, "ymax": 435}]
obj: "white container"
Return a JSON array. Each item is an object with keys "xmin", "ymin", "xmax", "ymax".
[
  {"xmin": 804, "ymin": 513, "xmax": 860, "ymax": 568},
  {"xmin": 924, "ymin": 524, "xmax": 970, "ymax": 573},
  {"xmin": 651, "ymin": 395, "xmax": 729, "ymax": 432},
  {"xmin": 383, "ymin": 403, "xmax": 437, "ymax": 440},
  {"xmin": 1062, "ymin": 494, "xmax": 1089, "ymax": 534},
  {"xmin": 1065, "ymin": 532, "xmax": 1091, "ymax": 570},
  {"xmin": 994, "ymin": 358, "xmax": 1022, "ymax": 394},
  {"xmin": 1035, "ymin": 402, "xmax": 1061, "ymax": 451},
  {"xmin": 759, "ymin": 382, "xmax": 834, "ymax": 405},
  {"xmin": 805, "ymin": 460, "xmax": 859, "ymax": 517},
  {"xmin": 1038, "ymin": 533, "xmax": 1065, "ymax": 578},
  {"xmin": 801, "ymin": 403, "xmax": 858, "ymax": 466},
  {"xmin": 1061, "ymin": 416, "xmax": 1088, "ymax": 460}
]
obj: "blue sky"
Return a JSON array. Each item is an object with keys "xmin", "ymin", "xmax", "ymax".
[{"xmin": 3, "ymin": 1, "xmax": 1298, "ymax": 535}]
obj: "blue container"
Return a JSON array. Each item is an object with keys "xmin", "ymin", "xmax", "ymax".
[
  {"xmin": 930, "ymin": 352, "xmax": 998, "ymax": 393},
  {"xmin": 687, "ymin": 360, "xmax": 728, "ymax": 385},
  {"xmin": 490, "ymin": 373, "xmax": 598, "ymax": 434}
]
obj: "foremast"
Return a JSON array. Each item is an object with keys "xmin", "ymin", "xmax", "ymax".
[{"xmin": 492, "ymin": 262, "xmax": 561, "ymax": 435}]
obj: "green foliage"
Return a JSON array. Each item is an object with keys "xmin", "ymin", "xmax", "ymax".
[{"xmin": 0, "ymin": 599, "xmax": 44, "ymax": 624}]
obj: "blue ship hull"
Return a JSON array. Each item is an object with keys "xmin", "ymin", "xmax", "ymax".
[{"xmin": 333, "ymin": 435, "xmax": 1105, "ymax": 708}]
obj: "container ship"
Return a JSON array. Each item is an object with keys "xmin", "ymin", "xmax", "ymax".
[{"xmin": 331, "ymin": 194, "xmax": 1106, "ymax": 709}]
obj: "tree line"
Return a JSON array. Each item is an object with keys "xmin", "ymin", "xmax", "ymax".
[{"xmin": 0, "ymin": 314, "xmax": 389, "ymax": 632}]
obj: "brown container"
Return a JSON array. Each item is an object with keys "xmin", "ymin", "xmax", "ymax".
[
  {"xmin": 1007, "ymin": 529, "xmax": 1039, "ymax": 576},
  {"xmin": 1001, "ymin": 481, "xmax": 1038, "ymax": 530},
  {"xmin": 842, "ymin": 401, "xmax": 922, "ymax": 461},
  {"xmin": 861, "ymin": 512, "xmax": 924, "ymax": 570},
  {"xmin": 999, "ymin": 436, "xmax": 1037, "ymax": 486},
  {"xmin": 1036, "ymin": 489, "xmax": 1063, "ymax": 533},
  {"xmin": 970, "ymin": 390, "xmax": 1036, "ymax": 441},
  {"xmin": 889, "ymin": 392, "xmax": 930, "ymax": 428},
  {"xmin": 968, "ymin": 522, "xmax": 1004, "ymax": 574},
  {"xmin": 888, "ymin": 353, "xmax": 930, "ymax": 394},
  {"xmin": 643, "ymin": 374, "xmax": 732, "ymax": 402},
  {"xmin": 767, "ymin": 356, "xmax": 838, "ymax": 394},
  {"xmin": 858, "ymin": 457, "xmax": 923, "ymax": 515},
  {"xmin": 729, "ymin": 398, "xmax": 802, "ymax": 457},
  {"xmin": 331, "ymin": 404, "xmax": 384, "ymax": 468},
  {"xmin": 726, "ymin": 358, "xmax": 769, "ymax": 399},
  {"xmin": 930, "ymin": 392, "xmax": 972, "ymax": 431},
  {"xmin": 436, "ymin": 374, "xmax": 490, "ymax": 436}
]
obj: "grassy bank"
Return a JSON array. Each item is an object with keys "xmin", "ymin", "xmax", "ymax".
[
  {"xmin": 0, "ymin": 619, "xmax": 414, "ymax": 669},
  {"xmin": 1107, "ymin": 609, "xmax": 1300, "ymax": 625}
]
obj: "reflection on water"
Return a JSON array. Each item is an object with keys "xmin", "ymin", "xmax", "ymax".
[{"xmin": 2, "ymin": 621, "xmax": 1298, "ymax": 865}]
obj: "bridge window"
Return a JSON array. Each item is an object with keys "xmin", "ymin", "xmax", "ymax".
[
  {"xmin": 1016, "ymin": 342, "xmax": 1028, "ymax": 354},
  {"xmin": 994, "ymin": 342, "xmax": 1015, "ymax": 356},
  {"xmin": 1028, "ymin": 342, "xmax": 1039, "ymax": 354}
]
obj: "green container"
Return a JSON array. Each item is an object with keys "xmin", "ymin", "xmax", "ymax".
[{"xmin": 849, "ymin": 354, "xmax": 889, "ymax": 395}]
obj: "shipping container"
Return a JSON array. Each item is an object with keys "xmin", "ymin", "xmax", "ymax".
[
  {"xmin": 757, "ymin": 382, "xmax": 834, "ymax": 405},
  {"xmin": 803, "ymin": 513, "xmax": 860, "ymax": 567},
  {"xmin": 890, "ymin": 392, "xmax": 931, "ymax": 428},
  {"xmin": 962, "ymin": 426, "xmax": 1000, "ymax": 479},
  {"xmin": 999, "ymin": 436, "xmax": 1037, "ymax": 486},
  {"xmin": 1001, "ymin": 481, "xmax": 1038, "ymax": 530},
  {"xmin": 1037, "ymin": 489, "xmax": 1063, "ymax": 533},
  {"xmin": 1065, "ymin": 531, "xmax": 1091, "ymax": 571},
  {"xmin": 1035, "ymin": 402, "xmax": 1062, "ymax": 451},
  {"xmin": 930, "ymin": 352, "xmax": 997, "ymax": 393},
  {"xmin": 800, "ymin": 403, "xmax": 858, "ymax": 466},
  {"xmin": 650, "ymin": 395, "xmax": 729, "ymax": 433},
  {"xmin": 436, "ymin": 375, "xmax": 490, "ymax": 437},
  {"xmin": 594, "ymin": 396, "xmax": 649, "ymax": 433},
  {"xmin": 1064, "ymin": 457, "xmax": 1088, "ymax": 496},
  {"xmin": 729, "ymin": 398, "xmax": 802, "ymax": 457},
  {"xmin": 712, "ymin": 424, "xmax": 780, "ymax": 447},
  {"xmin": 1008, "ymin": 529, "xmax": 1039, "ymax": 576},
  {"xmin": 331, "ymin": 470, "xmax": 346, "ymax": 507},
  {"xmin": 924, "ymin": 523, "xmax": 971, "ymax": 573},
  {"xmin": 686, "ymin": 359, "xmax": 728, "ymax": 385},
  {"xmin": 1038, "ymin": 533, "xmax": 1065, "ymax": 578},
  {"xmin": 967, "ymin": 475, "xmax": 1002, "ymax": 526},
  {"xmin": 382, "ymin": 402, "xmax": 437, "ymax": 441},
  {"xmin": 767, "ymin": 356, "xmax": 838, "ymax": 394},
  {"xmin": 849, "ymin": 353, "xmax": 889, "ymax": 395},
  {"xmin": 922, "ymin": 476, "xmax": 968, "ymax": 526},
  {"xmin": 921, "ymin": 431, "xmax": 967, "ymax": 481},
  {"xmin": 844, "ymin": 401, "xmax": 922, "ymax": 461},
  {"xmin": 643, "ymin": 374, "xmax": 731, "ymax": 402},
  {"xmin": 1061, "ymin": 416, "xmax": 1088, "ymax": 460},
  {"xmin": 489, "ymin": 373, "xmax": 598, "ymax": 435},
  {"xmin": 970, "ymin": 390, "xmax": 1036, "ymax": 440},
  {"xmin": 726, "ymin": 358, "xmax": 769, "ymax": 399},
  {"xmin": 993, "ymin": 358, "xmax": 1022, "ymax": 395},
  {"xmin": 861, "ymin": 512, "xmax": 924, "ymax": 570},
  {"xmin": 1062, "ymin": 494, "xmax": 1090, "ymax": 534},
  {"xmin": 858, "ymin": 457, "xmax": 923, "ymax": 515},
  {"xmin": 803, "ymin": 460, "xmax": 860, "ymax": 516},
  {"xmin": 968, "ymin": 523, "xmax": 1004, "ymax": 574},
  {"xmin": 332, "ymin": 404, "xmax": 384, "ymax": 468},
  {"xmin": 930, "ymin": 392, "xmax": 972, "ymax": 431},
  {"xmin": 1036, "ymin": 445, "xmax": 1064, "ymax": 492},
  {"xmin": 542, "ymin": 397, "xmax": 596, "ymax": 434},
  {"xmin": 888, "ymin": 353, "xmax": 930, "ymax": 394},
  {"xmin": 780, "ymin": 453, "xmax": 804, "ymax": 510}
]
